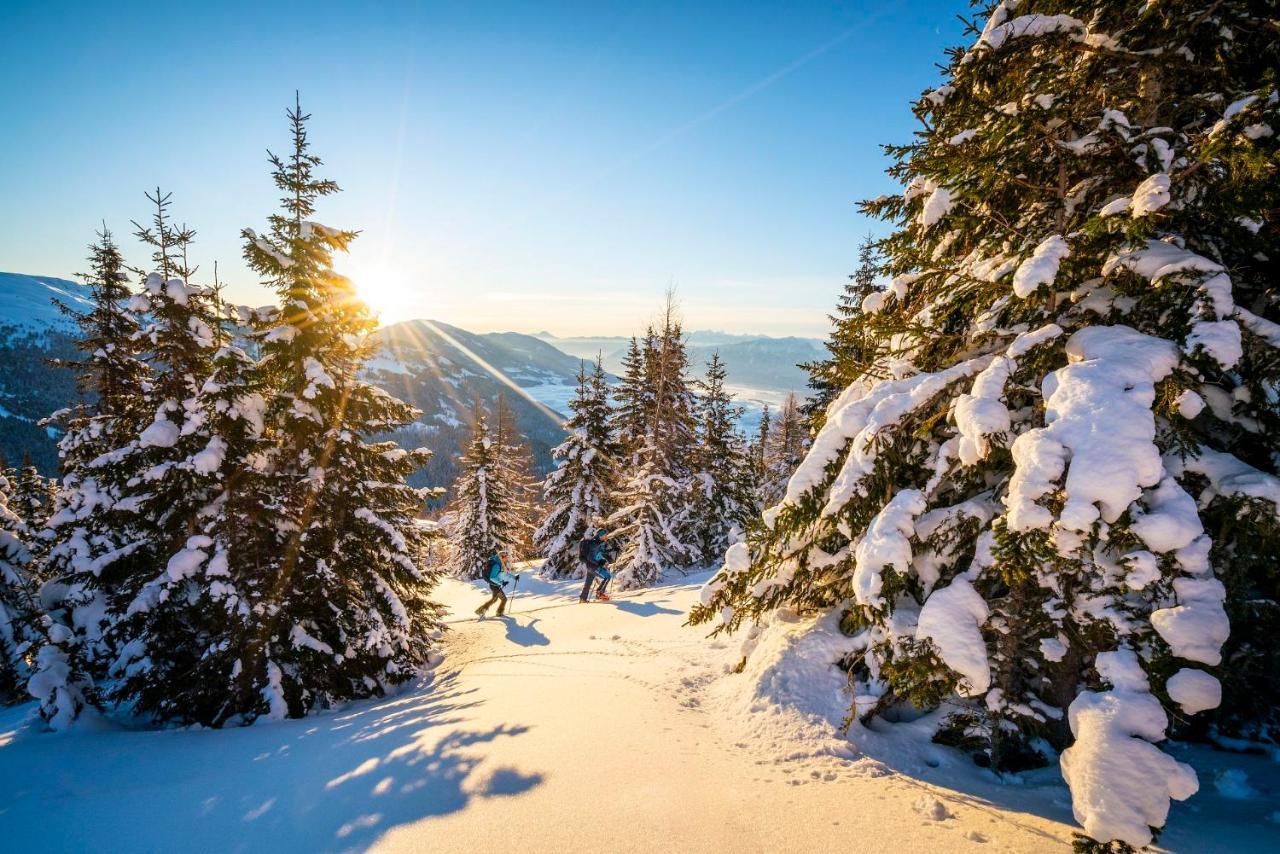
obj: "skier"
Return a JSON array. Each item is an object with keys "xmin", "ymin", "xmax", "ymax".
[
  {"xmin": 476, "ymin": 550, "xmax": 517, "ymax": 618},
  {"xmin": 579, "ymin": 528, "xmax": 613, "ymax": 603}
]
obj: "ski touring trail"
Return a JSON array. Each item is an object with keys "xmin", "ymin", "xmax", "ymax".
[{"xmin": 2, "ymin": 571, "xmax": 1274, "ymax": 852}]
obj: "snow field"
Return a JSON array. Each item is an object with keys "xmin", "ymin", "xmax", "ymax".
[{"xmin": 2, "ymin": 569, "xmax": 1277, "ymax": 851}]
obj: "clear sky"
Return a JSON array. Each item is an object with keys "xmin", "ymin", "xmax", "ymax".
[{"xmin": 0, "ymin": 1, "xmax": 966, "ymax": 337}]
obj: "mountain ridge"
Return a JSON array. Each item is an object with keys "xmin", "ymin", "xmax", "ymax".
[{"xmin": 0, "ymin": 272, "xmax": 817, "ymax": 480}]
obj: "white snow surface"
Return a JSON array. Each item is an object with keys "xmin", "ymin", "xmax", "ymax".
[
  {"xmin": 139, "ymin": 416, "xmax": 181, "ymax": 449},
  {"xmin": 1, "ymin": 569, "xmax": 1274, "ymax": 852},
  {"xmin": 853, "ymin": 489, "xmax": 926, "ymax": 608}
]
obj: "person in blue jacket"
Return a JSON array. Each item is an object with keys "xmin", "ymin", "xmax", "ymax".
[
  {"xmin": 476, "ymin": 550, "xmax": 517, "ymax": 618},
  {"xmin": 579, "ymin": 528, "xmax": 614, "ymax": 603}
]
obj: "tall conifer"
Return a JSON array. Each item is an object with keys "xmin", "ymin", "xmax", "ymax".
[
  {"xmin": 535, "ymin": 358, "xmax": 617, "ymax": 576},
  {"xmin": 687, "ymin": 353, "xmax": 754, "ymax": 563},
  {"xmin": 608, "ymin": 298, "xmax": 700, "ymax": 587},
  {"xmin": 227, "ymin": 97, "xmax": 442, "ymax": 722},
  {"xmin": 693, "ymin": 3, "xmax": 1280, "ymax": 847}
]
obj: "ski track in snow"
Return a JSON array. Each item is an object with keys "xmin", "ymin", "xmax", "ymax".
[{"xmin": 0, "ymin": 572, "xmax": 1272, "ymax": 852}]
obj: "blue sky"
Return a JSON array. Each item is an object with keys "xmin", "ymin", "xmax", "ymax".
[{"xmin": 0, "ymin": 1, "xmax": 966, "ymax": 336}]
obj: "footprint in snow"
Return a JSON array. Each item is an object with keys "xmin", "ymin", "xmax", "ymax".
[{"xmin": 913, "ymin": 795, "xmax": 954, "ymax": 821}]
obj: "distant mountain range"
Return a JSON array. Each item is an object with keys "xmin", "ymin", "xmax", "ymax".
[
  {"xmin": 538, "ymin": 330, "xmax": 823, "ymax": 420},
  {"xmin": 0, "ymin": 272, "xmax": 823, "ymax": 484},
  {"xmin": 366, "ymin": 320, "xmax": 587, "ymax": 490}
]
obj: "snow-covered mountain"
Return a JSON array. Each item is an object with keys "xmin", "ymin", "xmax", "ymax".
[
  {"xmin": 0, "ymin": 275, "xmax": 583, "ymax": 485},
  {"xmin": 538, "ymin": 330, "xmax": 824, "ymax": 427},
  {"xmin": 0, "ymin": 273, "xmax": 89, "ymax": 472},
  {"xmin": 0, "ymin": 271, "xmax": 816, "ymax": 481},
  {"xmin": 367, "ymin": 319, "xmax": 589, "ymax": 490},
  {"xmin": 0, "ymin": 271, "xmax": 93, "ymax": 332}
]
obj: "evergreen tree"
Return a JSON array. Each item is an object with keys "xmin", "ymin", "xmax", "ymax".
[
  {"xmin": 7, "ymin": 453, "xmax": 54, "ymax": 530},
  {"xmin": 492, "ymin": 394, "xmax": 538, "ymax": 557},
  {"xmin": 535, "ymin": 358, "xmax": 617, "ymax": 576},
  {"xmin": 60, "ymin": 225, "xmax": 150, "ymax": 422},
  {"xmin": 607, "ymin": 297, "xmax": 700, "ymax": 587},
  {"xmin": 228, "ymin": 96, "xmax": 444, "ymax": 722},
  {"xmin": 0, "ymin": 472, "xmax": 38, "ymax": 705},
  {"xmin": 803, "ymin": 235, "xmax": 883, "ymax": 424},
  {"xmin": 693, "ymin": 3, "xmax": 1279, "ymax": 848},
  {"xmin": 104, "ymin": 246, "xmax": 267, "ymax": 724},
  {"xmin": 760, "ymin": 392, "xmax": 805, "ymax": 506},
  {"xmin": 39, "ymin": 193, "xmax": 266, "ymax": 726},
  {"xmin": 449, "ymin": 407, "xmax": 509, "ymax": 579},
  {"xmin": 687, "ymin": 353, "xmax": 755, "ymax": 563},
  {"xmin": 34, "ymin": 225, "xmax": 153, "ymax": 728},
  {"xmin": 611, "ymin": 336, "xmax": 651, "ymax": 465}
]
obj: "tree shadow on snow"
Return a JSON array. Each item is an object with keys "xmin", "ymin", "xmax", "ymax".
[
  {"xmin": 611, "ymin": 600, "xmax": 683, "ymax": 618},
  {"xmin": 842, "ymin": 712, "xmax": 1076, "ymax": 842},
  {"xmin": 502, "ymin": 616, "xmax": 550, "ymax": 647},
  {"xmin": 186, "ymin": 671, "xmax": 546, "ymax": 850}
]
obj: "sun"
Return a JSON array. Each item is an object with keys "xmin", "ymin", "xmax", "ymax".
[{"xmin": 341, "ymin": 261, "xmax": 418, "ymax": 325}]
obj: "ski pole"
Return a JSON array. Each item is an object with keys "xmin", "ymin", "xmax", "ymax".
[{"xmin": 508, "ymin": 572, "xmax": 520, "ymax": 614}]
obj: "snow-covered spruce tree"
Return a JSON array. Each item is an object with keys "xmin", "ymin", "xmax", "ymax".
[
  {"xmin": 535, "ymin": 358, "xmax": 618, "ymax": 576},
  {"xmin": 32, "ymin": 226, "xmax": 154, "ymax": 728},
  {"xmin": 693, "ymin": 2, "xmax": 1279, "ymax": 849},
  {"xmin": 38, "ymin": 193, "xmax": 266, "ymax": 726},
  {"xmin": 9, "ymin": 454, "xmax": 55, "ymax": 530},
  {"xmin": 803, "ymin": 235, "xmax": 883, "ymax": 424},
  {"xmin": 0, "ymin": 472, "xmax": 38, "ymax": 705},
  {"xmin": 687, "ymin": 353, "xmax": 755, "ymax": 563},
  {"xmin": 492, "ymin": 393, "xmax": 539, "ymax": 557},
  {"xmin": 449, "ymin": 407, "xmax": 510, "ymax": 578},
  {"xmin": 608, "ymin": 300, "xmax": 700, "ymax": 587},
  {"xmin": 611, "ymin": 336, "xmax": 652, "ymax": 467},
  {"xmin": 759, "ymin": 392, "xmax": 806, "ymax": 506},
  {"xmin": 226, "ymin": 97, "xmax": 443, "ymax": 723},
  {"xmin": 103, "ymin": 204, "xmax": 270, "ymax": 725}
]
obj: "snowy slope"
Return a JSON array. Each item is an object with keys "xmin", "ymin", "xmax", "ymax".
[
  {"xmin": 0, "ymin": 271, "xmax": 92, "ymax": 334},
  {"xmin": 5, "ymin": 569, "xmax": 1269, "ymax": 852},
  {"xmin": 0, "ymin": 283, "xmax": 582, "ymax": 481},
  {"xmin": 0, "ymin": 273, "xmax": 89, "ymax": 471},
  {"xmin": 367, "ymin": 320, "xmax": 584, "ymax": 488}
]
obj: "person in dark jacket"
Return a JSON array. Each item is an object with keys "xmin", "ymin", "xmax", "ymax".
[
  {"xmin": 476, "ymin": 551, "xmax": 516, "ymax": 617},
  {"xmin": 579, "ymin": 528, "xmax": 614, "ymax": 602}
]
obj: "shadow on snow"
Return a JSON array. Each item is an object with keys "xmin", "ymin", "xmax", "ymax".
[
  {"xmin": 609, "ymin": 599, "xmax": 684, "ymax": 618},
  {"xmin": 0, "ymin": 671, "xmax": 545, "ymax": 851},
  {"xmin": 502, "ymin": 616, "xmax": 551, "ymax": 647}
]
